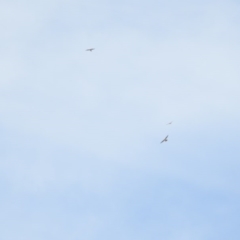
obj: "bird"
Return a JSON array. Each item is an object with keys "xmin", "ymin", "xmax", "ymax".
[
  {"xmin": 167, "ymin": 121, "xmax": 172, "ymax": 125},
  {"xmin": 161, "ymin": 135, "xmax": 168, "ymax": 144},
  {"xmin": 86, "ymin": 48, "xmax": 95, "ymax": 51}
]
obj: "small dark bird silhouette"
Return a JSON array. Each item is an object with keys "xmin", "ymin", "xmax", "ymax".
[
  {"xmin": 86, "ymin": 48, "xmax": 95, "ymax": 51},
  {"xmin": 161, "ymin": 135, "xmax": 168, "ymax": 144},
  {"xmin": 167, "ymin": 121, "xmax": 172, "ymax": 125}
]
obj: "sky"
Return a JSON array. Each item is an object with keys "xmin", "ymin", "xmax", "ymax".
[{"xmin": 1, "ymin": 0, "xmax": 240, "ymax": 239}]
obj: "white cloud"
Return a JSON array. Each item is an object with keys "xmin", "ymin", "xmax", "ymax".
[
  {"xmin": 1, "ymin": 0, "xmax": 240, "ymax": 193},
  {"xmin": 0, "ymin": 2, "xmax": 240, "ymax": 239}
]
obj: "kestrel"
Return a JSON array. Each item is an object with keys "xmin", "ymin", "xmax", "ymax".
[{"xmin": 161, "ymin": 135, "xmax": 168, "ymax": 144}]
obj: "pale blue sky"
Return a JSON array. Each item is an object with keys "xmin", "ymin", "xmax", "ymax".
[{"xmin": 1, "ymin": 0, "xmax": 240, "ymax": 239}]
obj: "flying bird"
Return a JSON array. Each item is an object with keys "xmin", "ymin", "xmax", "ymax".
[
  {"xmin": 167, "ymin": 121, "xmax": 172, "ymax": 125},
  {"xmin": 161, "ymin": 135, "xmax": 168, "ymax": 144},
  {"xmin": 86, "ymin": 48, "xmax": 95, "ymax": 51}
]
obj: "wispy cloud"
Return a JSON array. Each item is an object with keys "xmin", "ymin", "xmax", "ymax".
[{"xmin": 0, "ymin": 0, "xmax": 240, "ymax": 239}]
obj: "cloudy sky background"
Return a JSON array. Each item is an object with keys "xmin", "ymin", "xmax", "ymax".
[{"xmin": 1, "ymin": 0, "xmax": 240, "ymax": 239}]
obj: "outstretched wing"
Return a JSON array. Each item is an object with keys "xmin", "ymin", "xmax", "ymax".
[
  {"xmin": 160, "ymin": 139, "xmax": 165, "ymax": 143},
  {"xmin": 161, "ymin": 135, "xmax": 168, "ymax": 143}
]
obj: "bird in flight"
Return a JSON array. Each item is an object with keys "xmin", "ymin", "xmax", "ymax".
[
  {"xmin": 161, "ymin": 135, "xmax": 168, "ymax": 144},
  {"xmin": 167, "ymin": 121, "xmax": 172, "ymax": 125},
  {"xmin": 86, "ymin": 48, "xmax": 95, "ymax": 51}
]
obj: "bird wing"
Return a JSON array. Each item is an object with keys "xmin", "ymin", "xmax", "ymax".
[{"xmin": 160, "ymin": 135, "xmax": 168, "ymax": 143}]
